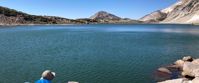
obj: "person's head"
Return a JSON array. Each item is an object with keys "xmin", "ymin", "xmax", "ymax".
[{"xmin": 41, "ymin": 70, "xmax": 55, "ymax": 80}]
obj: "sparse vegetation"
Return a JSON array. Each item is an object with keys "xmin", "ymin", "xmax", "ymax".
[
  {"xmin": 0, "ymin": 6, "xmax": 83, "ymax": 24},
  {"xmin": 0, "ymin": 6, "xmax": 141, "ymax": 25}
]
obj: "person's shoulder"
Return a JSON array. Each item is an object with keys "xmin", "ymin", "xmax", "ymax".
[{"xmin": 35, "ymin": 79, "xmax": 51, "ymax": 83}]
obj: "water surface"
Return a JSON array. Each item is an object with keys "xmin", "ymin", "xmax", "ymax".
[{"xmin": 0, "ymin": 24, "xmax": 199, "ymax": 83}]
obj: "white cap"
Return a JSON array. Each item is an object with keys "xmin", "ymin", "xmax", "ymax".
[{"xmin": 41, "ymin": 70, "xmax": 56, "ymax": 80}]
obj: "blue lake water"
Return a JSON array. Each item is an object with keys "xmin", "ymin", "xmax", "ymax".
[{"xmin": 0, "ymin": 24, "xmax": 199, "ymax": 83}]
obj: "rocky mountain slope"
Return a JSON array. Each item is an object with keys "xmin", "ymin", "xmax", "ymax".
[
  {"xmin": 88, "ymin": 11, "xmax": 141, "ymax": 24},
  {"xmin": 140, "ymin": 0, "xmax": 199, "ymax": 24},
  {"xmin": 90, "ymin": 11, "xmax": 121, "ymax": 20}
]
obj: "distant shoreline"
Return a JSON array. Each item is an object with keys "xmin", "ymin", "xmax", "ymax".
[
  {"xmin": 0, "ymin": 23, "xmax": 196, "ymax": 27},
  {"xmin": 0, "ymin": 24, "xmax": 76, "ymax": 26}
]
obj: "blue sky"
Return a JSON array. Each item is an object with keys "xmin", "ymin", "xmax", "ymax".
[{"xmin": 0, "ymin": 0, "xmax": 177, "ymax": 19}]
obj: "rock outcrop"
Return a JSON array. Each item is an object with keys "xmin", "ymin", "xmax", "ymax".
[
  {"xmin": 140, "ymin": 0, "xmax": 199, "ymax": 24},
  {"xmin": 140, "ymin": 10, "xmax": 167, "ymax": 23},
  {"xmin": 157, "ymin": 56, "xmax": 199, "ymax": 83}
]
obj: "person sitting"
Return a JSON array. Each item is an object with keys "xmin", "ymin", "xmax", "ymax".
[{"xmin": 35, "ymin": 70, "xmax": 56, "ymax": 83}]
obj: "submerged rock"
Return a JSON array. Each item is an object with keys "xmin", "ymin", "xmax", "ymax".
[
  {"xmin": 158, "ymin": 67, "xmax": 172, "ymax": 74},
  {"xmin": 155, "ymin": 65, "xmax": 182, "ymax": 82}
]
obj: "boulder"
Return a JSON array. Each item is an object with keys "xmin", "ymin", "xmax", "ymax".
[
  {"xmin": 192, "ymin": 77, "xmax": 199, "ymax": 83},
  {"xmin": 182, "ymin": 62, "xmax": 199, "ymax": 77},
  {"xmin": 157, "ymin": 56, "xmax": 199, "ymax": 83},
  {"xmin": 192, "ymin": 59, "xmax": 199, "ymax": 64},
  {"xmin": 182, "ymin": 56, "xmax": 193, "ymax": 62},
  {"xmin": 174, "ymin": 60, "xmax": 185, "ymax": 68}
]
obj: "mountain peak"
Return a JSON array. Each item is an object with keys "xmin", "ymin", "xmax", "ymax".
[
  {"xmin": 89, "ymin": 11, "xmax": 121, "ymax": 20},
  {"xmin": 96, "ymin": 11, "xmax": 109, "ymax": 14}
]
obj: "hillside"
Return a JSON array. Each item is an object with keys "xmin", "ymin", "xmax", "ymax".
[
  {"xmin": 0, "ymin": 6, "xmax": 141, "ymax": 25},
  {"xmin": 140, "ymin": 0, "xmax": 199, "ymax": 24},
  {"xmin": 0, "ymin": 6, "xmax": 82, "ymax": 25}
]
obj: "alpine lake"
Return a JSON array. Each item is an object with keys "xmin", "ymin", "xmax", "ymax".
[{"xmin": 0, "ymin": 24, "xmax": 199, "ymax": 83}]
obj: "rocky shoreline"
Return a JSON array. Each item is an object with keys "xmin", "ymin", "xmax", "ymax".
[{"xmin": 157, "ymin": 56, "xmax": 199, "ymax": 83}]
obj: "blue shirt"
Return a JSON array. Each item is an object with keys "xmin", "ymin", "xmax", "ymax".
[{"xmin": 36, "ymin": 79, "xmax": 51, "ymax": 83}]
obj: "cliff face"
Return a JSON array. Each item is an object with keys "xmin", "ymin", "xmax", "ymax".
[{"xmin": 140, "ymin": 0, "xmax": 199, "ymax": 24}]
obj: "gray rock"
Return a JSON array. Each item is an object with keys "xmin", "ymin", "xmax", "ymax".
[
  {"xmin": 175, "ymin": 60, "xmax": 185, "ymax": 68},
  {"xmin": 192, "ymin": 77, "xmax": 199, "ymax": 83},
  {"xmin": 192, "ymin": 59, "xmax": 199, "ymax": 64},
  {"xmin": 157, "ymin": 56, "xmax": 199, "ymax": 83},
  {"xmin": 182, "ymin": 62, "xmax": 199, "ymax": 77}
]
